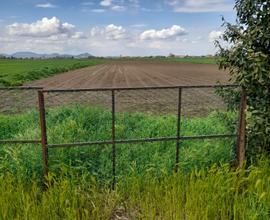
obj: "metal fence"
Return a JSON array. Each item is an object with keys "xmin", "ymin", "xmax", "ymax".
[
  {"xmin": 0, "ymin": 84, "xmax": 246, "ymax": 188},
  {"xmin": 40, "ymin": 84, "xmax": 246, "ymax": 188}
]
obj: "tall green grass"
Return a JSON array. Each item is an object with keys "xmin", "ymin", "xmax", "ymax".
[
  {"xmin": 0, "ymin": 105, "xmax": 237, "ymax": 180},
  {"xmin": 0, "ymin": 157, "xmax": 269, "ymax": 219},
  {"xmin": 2, "ymin": 106, "xmax": 265, "ymax": 219}
]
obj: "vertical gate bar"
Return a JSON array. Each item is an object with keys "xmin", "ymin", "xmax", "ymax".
[
  {"xmin": 175, "ymin": 88, "xmax": 182, "ymax": 172},
  {"xmin": 236, "ymin": 87, "xmax": 247, "ymax": 168},
  {"xmin": 38, "ymin": 91, "xmax": 49, "ymax": 180},
  {"xmin": 112, "ymin": 90, "xmax": 116, "ymax": 189}
]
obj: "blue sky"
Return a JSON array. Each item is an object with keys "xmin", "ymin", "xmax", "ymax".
[{"xmin": 0, "ymin": 0, "xmax": 236, "ymax": 56}]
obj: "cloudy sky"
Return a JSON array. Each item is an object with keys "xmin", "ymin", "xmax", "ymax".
[{"xmin": 0, "ymin": 0, "xmax": 236, "ymax": 56}]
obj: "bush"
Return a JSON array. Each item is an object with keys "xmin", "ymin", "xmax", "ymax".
[{"xmin": 217, "ymin": 0, "xmax": 270, "ymax": 154}]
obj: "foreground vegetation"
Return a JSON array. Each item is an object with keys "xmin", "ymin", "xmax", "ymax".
[
  {"xmin": 1, "ymin": 155, "xmax": 270, "ymax": 219},
  {"xmin": 0, "ymin": 105, "xmax": 236, "ymax": 178},
  {"xmin": 1, "ymin": 106, "xmax": 268, "ymax": 219},
  {"xmin": 0, "ymin": 59, "xmax": 103, "ymax": 86},
  {"xmin": 217, "ymin": 0, "xmax": 270, "ymax": 152}
]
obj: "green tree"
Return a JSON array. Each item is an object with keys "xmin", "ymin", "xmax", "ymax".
[{"xmin": 216, "ymin": 0, "xmax": 270, "ymax": 154}]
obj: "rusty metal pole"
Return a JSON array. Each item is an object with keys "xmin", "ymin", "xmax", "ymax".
[
  {"xmin": 175, "ymin": 88, "xmax": 182, "ymax": 172},
  {"xmin": 112, "ymin": 90, "xmax": 116, "ymax": 189},
  {"xmin": 236, "ymin": 87, "xmax": 247, "ymax": 168},
  {"xmin": 38, "ymin": 91, "xmax": 49, "ymax": 179}
]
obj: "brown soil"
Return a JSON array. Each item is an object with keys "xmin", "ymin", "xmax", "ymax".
[
  {"xmin": 12, "ymin": 61, "xmax": 233, "ymax": 117},
  {"xmin": 26, "ymin": 61, "xmax": 230, "ymax": 89}
]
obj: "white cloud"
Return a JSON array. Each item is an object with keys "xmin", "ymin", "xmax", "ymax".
[
  {"xmin": 91, "ymin": 24, "xmax": 127, "ymax": 40},
  {"xmin": 1, "ymin": 18, "xmax": 219, "ymax": 56},
  {"xmin": 140, "ymin": 25, "xmax": 187, "ymax": 40},
  {"xmin": 35, "ymin": 3, "xmax": 57, "ymax": 8},
  {"xmin": 105, "ymin": 24, "xmax": 126, "ymax": 40},
  {"xmin": 0, "ymin": 31, "xmax": 217, "ymax": 56},
  {"xmin": 208, "ymin": 30, "xmax": 223, "ymax": 42},
  {"xmin": 99, "ymin": 0, "xmax": 127, "ymax": 12},
  {"xmin": 100, "ymin": 0, "xmax": 112, "ymax": 7},
  {"xmin": 111, "ymin": 5, "xmax": 126, "ymax": 11},
  {"xmin": 166, "ymin": 0, "xmax": 233, "ymax": 13},
  {"xmin": 90, "ymin": 27, "xmax": 100, "ymax": 37},
  {"xmin": 7, "ymin": 17, "xmax": 75, "ymax": 38},
  {"xmin": 71, "ymin": 32, "xmax": 86, "ymax": 39}
]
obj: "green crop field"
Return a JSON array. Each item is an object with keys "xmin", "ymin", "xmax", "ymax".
[
  {"xmin": 0, "ymin": 59, "xmax": 103, "ymax": 86},
  {"xmin": 164, "ymin": 56, "xmax": 217, "ymax": 64},
  {"xmin": 1, "ymin": 105, "xmax": 269, "ymax": 219},
  {"xmin": 115, "ymin": 56, "xmax": 217, "ymax": 64}
]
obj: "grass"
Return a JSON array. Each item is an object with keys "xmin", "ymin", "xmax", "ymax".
[
  {"xmin": 0, "ymin": 157, "xmax": 269, "ymax": 219},
  {"xmin": 0, "ymin": 105, "xmax": 237, "ymax": 179},
  {"xmin": 0, "ymin": 59, "xmax": 103, "ymax": 86},
  {"xmin": 1, "ymin": 106, "xmax": 268, "ymax": 219},
  {"xmin": 164, "ymin": 56, "xmax": 217, "ymax": 64}
]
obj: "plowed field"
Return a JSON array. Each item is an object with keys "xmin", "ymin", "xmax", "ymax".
[
  {"xmin": 24, "ymin": 61, "xmax": 234, "ymax": 116},
  {"xmin": 26, "ymin": 61, "xmax": 230, "ymax": 89}
]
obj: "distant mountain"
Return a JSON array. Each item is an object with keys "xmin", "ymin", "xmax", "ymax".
[
  {"xmin": 0, "ymin": 53, "xmax": 8, "ymax": 57},
  {"xmin": 76, "ymin": 53, "xmax": 94, "ymax": 59},
  {"xmin": 12, "ymin": 52, "xmax": 42, "ymax": 59},
  {"xmin": 1, "ymin": 51, "xmax": 95, "ymax": 59}
]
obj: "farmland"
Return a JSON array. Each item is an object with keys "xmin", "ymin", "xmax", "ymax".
[
  {"xmin": 120, "ymin": 56, "xmax": 217, "ymax": 64},
  {"xmin": 0, "ymin": 58, "xmax": 232, "ymax": 116},
  {"xmin": 23, "ymin": 60, "xmax": 231, "ymax": 116},
  {"xmin": 0, "ymin": 57, "xmax": 218, "ymax": 86},
  {"xmin": 26, "ymin": 60, "xmax": 229, "ymax": 89},
  {"xmin": 164, "ymin": 56, "xmax": 217, "ymax": 64},
  {"xmin": 1, "ymin": 0, "xmax": 268, "ymax": 217},
  {"xmin": 0, "ymin": 59, "xmax": 103, "ymax": 86},
  {"xmin": 1, "ymin": 58, "xmax": 264, "ymax": 219}
]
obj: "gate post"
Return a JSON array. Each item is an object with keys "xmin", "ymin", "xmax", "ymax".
[
  {"xmin": 236, "ymin": 87, "xmax": 247, "ymax": 168},
  {"xmin": 111, "ymin": 90, "xmax": 116, "ymax": 189},
  {"xmin": 38, "ymin": 91, "xmax": 49, "ymax": 179},
  {"xmin": 175, "ymin": 88, "xmax": 182, "ymax": 172}
]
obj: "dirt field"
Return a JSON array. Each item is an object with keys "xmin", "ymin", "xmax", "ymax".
[
  {"xmin": 26, "ymin": 61, "xmax": 230, "ymax": 89},
  {"xmin": 1, "ymin": 61, "xmax": 234, "ymax": 117}
]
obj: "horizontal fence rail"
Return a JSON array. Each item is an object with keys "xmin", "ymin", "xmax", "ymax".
[
  {"xmin": 46, "ymin": 134, "xmax": 237, "ymax": 148},
  {"xmin": 41, "ymin": 84, "xmax": 239, "ymax": 93}
]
